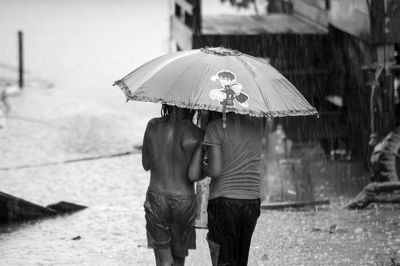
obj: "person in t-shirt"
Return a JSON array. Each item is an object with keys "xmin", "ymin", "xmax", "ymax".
[{"xmin": 201, "ymin": 112, "xmax": 264, "ymax": 266}]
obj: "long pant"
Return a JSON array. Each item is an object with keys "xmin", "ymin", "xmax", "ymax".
[{"xmin": 207, "ymin": 197, "xmax": 260, "ymax": 266}]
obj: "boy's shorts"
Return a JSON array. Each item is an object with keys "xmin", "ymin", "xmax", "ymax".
[{"xmin": 144, "ymin": 188, "xmax": 196, "ymax": 257}]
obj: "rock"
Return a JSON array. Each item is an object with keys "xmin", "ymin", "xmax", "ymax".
[
  {"xmin": 328, "ymin": 224, "xmax": 337, "ymax": 234},
  {"xmin": 1, "ymin": 192, "xmax": 87, "ymax": 223},
  {"xmin": 354, "ymin": 227, "xmax": 367, "ymax": 234},
  {"xmin": 46, "ymin": 201, "xmax": 87, "ymax": 214},
  {"xmin": 0, "ymin": 191, "xmax": 57, "ymax": 223}
]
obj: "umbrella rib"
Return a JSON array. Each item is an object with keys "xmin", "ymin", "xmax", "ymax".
[
  {"xmin": 236, "ymin": 56, "xmax": 272, "ymax": 113},
  {"xmin": 273, "ymin": 79, "xmax": 316, "ymax": 114},
  {"xmin": 279, "ymin": 79, "xmax": 314, "ymax": 111},
  {"xmin": 121, "ymin": 50, "xmax": 199, "ymax": 92},
  {"xmin": 243, "ymin": 55, "xmax": 313, "ymax": 114},
  {"xmin": 194, "ymin": 66, "xmax": 214, "ymax": 105},
  {"xmin": 236, "ymin": 56, "xmax": 256, "ymax": 77},
  {"xmin": 169, "ymin": 61, "xmax": 200, "ymax": 106},
  {"xmin": 270, "ymin": 80, "xmax": 288, "ymax": 112},
  {"xmin": 241, "ymin": 55, "xmax": 292, "ymax": 115}
]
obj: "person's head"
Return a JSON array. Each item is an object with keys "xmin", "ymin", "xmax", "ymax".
[
  {"xmin": 161, "ymin": 104, "xmax": 194, "ymax": 121},
  {"xmin": 161, "ymin": 104, "xmax": 171, "ymax": 117}
]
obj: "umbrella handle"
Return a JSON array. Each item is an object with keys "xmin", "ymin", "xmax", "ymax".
[{"xmin": 222, "ymin": 104, "xmax": 227, "ymax": 129}]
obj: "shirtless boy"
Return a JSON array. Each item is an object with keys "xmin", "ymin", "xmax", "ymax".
[{"xmin": 142, "ymin": 104, "xmax": 204, "ymax": 266}]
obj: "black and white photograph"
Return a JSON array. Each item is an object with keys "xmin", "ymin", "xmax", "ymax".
[{"xmin": 1, "ymin": 0, "xmax": 400, "ymax": 265}]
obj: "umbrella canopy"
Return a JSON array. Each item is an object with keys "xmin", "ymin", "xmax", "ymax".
[{"xmin": 114, "ymin": 47, "xmax": 318, "ymax": 118}]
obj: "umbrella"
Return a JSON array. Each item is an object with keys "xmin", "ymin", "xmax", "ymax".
[{"xmin": 114, "ymin": 47, "xmax": 318, "ymax": 125}]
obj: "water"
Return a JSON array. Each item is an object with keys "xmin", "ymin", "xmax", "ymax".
[
  {"xmin": 0, "ymin": 155, "xmax": 162, "ymax": 265},
  {"xmin": 0, "ymin": 1, "xmax": 174, "ymax": 264},
  {"xmin": 0, "ymin": 0, "xmax": 169, "ymax": 121},
  {"xmin": 0, "ymin": 0, "xmax": 170, "ymax": 165}
]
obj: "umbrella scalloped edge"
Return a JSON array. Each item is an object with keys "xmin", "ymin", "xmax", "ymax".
[{"xmin": 114, "ymin": 80, "xmax": 319, "ymax": 118}]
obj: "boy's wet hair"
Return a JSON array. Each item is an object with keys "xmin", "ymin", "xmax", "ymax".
[
  {"xmin": 161, "ymin": 104, "xmax": 194, "ymax": 120},
  {"xmin": 161, "ymin": 104, "xmax": 171, "ymax": 117}
]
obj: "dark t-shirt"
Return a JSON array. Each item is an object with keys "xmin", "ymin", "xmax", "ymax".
[{"xmin": 203, "ymin": 113, "xmax": 263, "ymax": 200}]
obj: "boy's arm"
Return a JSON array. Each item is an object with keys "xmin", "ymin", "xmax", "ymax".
[
  {"xmin": 142, "ymin": 123, "xmax": 151, "ymax": 171},
  {"xmin": 188, "ymin": 142, "xmax": 206, "ymax": 182}
]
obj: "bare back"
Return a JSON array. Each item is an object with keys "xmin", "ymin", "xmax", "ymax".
[{"xmin": 142, "ymin": 117, "xmax": 203, "ymax": 195}]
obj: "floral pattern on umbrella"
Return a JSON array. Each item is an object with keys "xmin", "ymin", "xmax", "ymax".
[{"xmin": 209, "ymin": 70, "xmax": 249, "ymax": 109}]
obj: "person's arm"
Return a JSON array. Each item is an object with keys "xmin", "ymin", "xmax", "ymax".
[
  {"xmin": 201, "ymin": 120, "xmax": 223, "ymax": 178},
  {"xmin": 188, "ymin": 142, "xmax": 205, "ymax": 182},
  {"xmin": 142, "ymin": 123, "xmax": 151, "ymax": 171},
  {"xmin": 202, "ymin": 144, "xmax": 222, "ymax": 178}
]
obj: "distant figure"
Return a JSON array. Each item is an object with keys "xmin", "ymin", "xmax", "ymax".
[
  {"xmin": 202, "ymin": 112, "xmax": 264, "ymax": 266},
  {"xmin": 142, "ymin": 104, "xmax": 204, "ymax": 266},
  {"xmin": 0, "ymin": 88, "xmax": 10, "ymax": 129}
]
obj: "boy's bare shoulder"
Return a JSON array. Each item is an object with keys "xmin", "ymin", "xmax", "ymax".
[
  {"xmin": 146, "ymin": 117, "xmax": 163, "ymax": 128},
  {"xmin": 144, "ymin": 118, "xmax": 165, "ymax": 139}
]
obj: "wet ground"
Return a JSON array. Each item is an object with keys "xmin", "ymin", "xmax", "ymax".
[
  {"xmin": 1, "ymin": 154, "xmax": 400, "ymax": 265},
  {"xmin": 1, "ymin": 0, "xmax": 400, "ymax": 265}
]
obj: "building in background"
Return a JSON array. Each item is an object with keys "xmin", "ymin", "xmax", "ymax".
[{"xmin": 169, "ymin": 0, "xmax": 400, "ymax": 200}]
